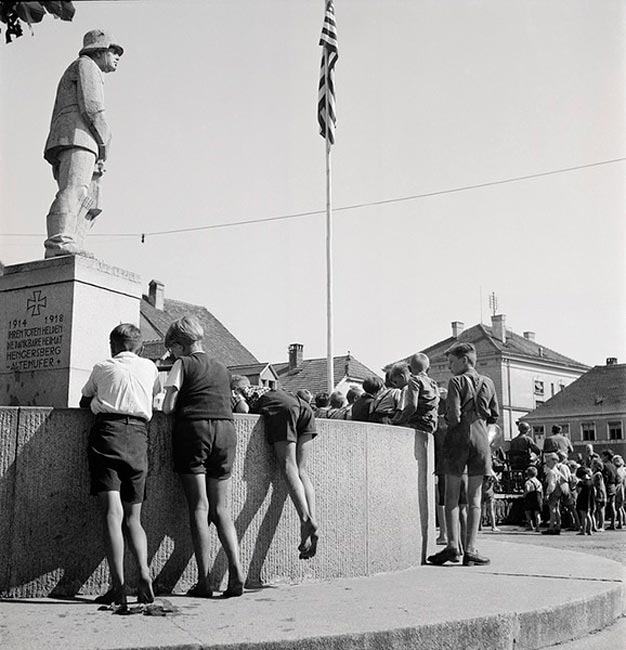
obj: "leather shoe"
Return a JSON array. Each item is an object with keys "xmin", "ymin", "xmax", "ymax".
[
  {"xmin": 427, "ymin": 547, "xmax": 461, "ymax": 565},
  {"xmin": 463, "ymin": 551, "xmax": 490, "ymax": 566}
]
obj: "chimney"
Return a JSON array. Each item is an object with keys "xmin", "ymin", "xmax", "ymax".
[
  {"xmin": 451, "ymin": 321, "xmax": 464, "ymax": 338},
  {"xmin": 288, "ymin": 343, "xmax": 303, "ymax": 371},
  {"xmin": 523, "ymin": 331, "xmax": 535, "ymax": 341},
  {"xmin": 148, "ymin": 279, "xmax": 164, "ymax": 310},
  {"xmin": 606, "ymin": 357, "xmax": 618, "ymax": 366},
  {"xmin": 491, "ymin": 314, "xmax": 506, "ymax": 343}
]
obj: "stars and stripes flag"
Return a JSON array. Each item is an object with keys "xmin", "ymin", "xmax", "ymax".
[{"xmin": 318, "ymin": 1, "xmax": 338, "ymax": 144}]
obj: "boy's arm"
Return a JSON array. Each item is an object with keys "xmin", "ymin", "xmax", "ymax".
[
  {"xmin": 162, "ymin": 360, "xmax": 183, "ymax": 415},
  {"xmin": 162, "ymin": 386, "xmax": 179, "ymax": 415},
  {"xmin": 80, "ymin": 367, "xmax": 97, "ymax": 408},
  {"xmin": 486, "ymin": 382, "xmax": 500, "ymax": 424},
  {"xmin": 445, "ymin": 378, "xmax": 462, "ymax": 428}
]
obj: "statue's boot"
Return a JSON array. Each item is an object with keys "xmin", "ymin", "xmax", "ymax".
[{"xmin": 44, "ymin": 210, "xmax": 80, "ymax": 258}]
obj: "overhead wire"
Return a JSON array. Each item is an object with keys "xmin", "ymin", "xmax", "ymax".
[{"xmin": 2, "ymin": 156, "xmax": 624, "ymax": 240}]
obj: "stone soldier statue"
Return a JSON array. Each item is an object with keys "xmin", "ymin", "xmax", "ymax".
[{"xmin": 43, "ymin": 30, "xmax": 123, "ymax": 258}]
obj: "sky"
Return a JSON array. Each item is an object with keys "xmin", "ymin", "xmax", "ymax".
[{"xmin": 1, "ymin": 0, "xmax": 625, "ymax": 375}]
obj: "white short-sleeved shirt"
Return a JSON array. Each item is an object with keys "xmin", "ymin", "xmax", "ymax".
[
  {"xmin": 81, "ymin": 351, "xmax": 160, "ymax": 420},
  {"xmin": 163, "ymin": 358, "xmax": 184, "ymax": 391}
]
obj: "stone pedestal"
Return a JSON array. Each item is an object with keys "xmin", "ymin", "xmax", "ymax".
[{"xmin": 0, "ymin": 256, "xmax": 142, "ymax": 407}]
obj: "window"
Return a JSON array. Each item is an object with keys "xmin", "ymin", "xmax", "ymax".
[
  {"xmin": 551, "ymin": 383, "xmax": 555, "ymax": 397},
  {"xmin": 534, "ymin": 380, "xmax": 545, "ymax": 395},
  {"xmin": 558, "ymin": 424, "xmax": 570, "ymax": 437},
  {"xmin": 581, "ymin": 422, "xmax": 596, "ymax": 441},
  {"xmin": 532, "ymin": 425, "xmax": 545, "ymax": 437},
  {"xmin": 608, "ymin": 421, "xmax": 623, "ymax": 440},
  {"xmin": 535, "ymin": 400, "xmax": 544, "ymax": 407}
]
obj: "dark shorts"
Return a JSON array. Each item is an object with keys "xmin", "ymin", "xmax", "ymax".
[
  {"xmin": 173, "ymin": 418, "xmax": 236, "ymax": 478},
  {"xmin": 88, "ymin": 414, "xmax": 148, "ymax": 504},
  {"xmin": 524, "ymin": 491, "xmax": 542, "ymax": 513},
  {"xmin": 262, "ymin": 396, "xmax": 317, "ymax": 444},
  {"xmin": 443, "ymin": 420, "xmax": 492, "ymax": 477}
]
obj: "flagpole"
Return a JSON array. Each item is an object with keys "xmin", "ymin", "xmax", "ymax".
[{"xmin": 325, "ymin": 48, "xmax": 334, "ymax": 394}]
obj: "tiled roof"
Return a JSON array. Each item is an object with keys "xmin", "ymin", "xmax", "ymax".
[
  {"xmin": 140, "ymin": 296, "xmax": 258, "ymax": 367},
  {"xmin": 274, "ymin": 354, "xmax": 380, "ymax": 394},
  {"xmin": 228, "ymin": 362, "xmax": 278, "ymax": 378},
  {"xmin": 524, "ymin": 363, "xmax": 626, "ymax": 420},
  {"xmin": 392, "ymin": 323, "xmax": 588, "ymax": 370}
]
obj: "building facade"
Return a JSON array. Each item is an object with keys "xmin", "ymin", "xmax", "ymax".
[{"xmin": 522, "ymin": 359, "xmax": 626, "ymax": 455}]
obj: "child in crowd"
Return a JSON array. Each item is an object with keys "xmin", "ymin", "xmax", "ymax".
[
  {"xmin": 80, "ymin": 324, "xmax": 160, "ymax": 606},
  {"xmin": 390, "ymin": 354, "xmax": 440, "ymax": 435},
  {"xmin": 344, "ymin": 385, "xmax": 364, "ymax": 420},
  {"xmin": 327, "ymin": 390, "xmax": 349, "ymax": 419},
  {"xmin": 312, "ymin": 392, "xmax": 331, "ymax": 418},
  {"xmin": 523, "ymin": 466, "xmax": 543, "ymax": 531},
  {"xmin": 614, "ymin": 455, "xmax": 625, "ymax": 529},
  {"xmin": 351, "ymin": 376, "xmax": 383, "ymax": 422},
  {"xmin": 480, "ymin": 473, "xmax": 500, "ymax": 532},
  {"xmin": 163, "ymin": 316, "xmax": 244, "ymax": 598},
  {"xmin": 370, "ymin": 372, "xmax": 403, "ymax": 424},
  {"xmin": 575, "ymin": 466, "xmax": 594, "ymax": 535},
  {"xmin": 591, "ymin": 458, "xmax": 607, "ymax": 532},
  {"xmin": 542, "ymin": 453, "xmax": 563, "ymax": 535},
  {"xmin": 556, "ymin": 451, "xmax": 580, "ymax": 531}
]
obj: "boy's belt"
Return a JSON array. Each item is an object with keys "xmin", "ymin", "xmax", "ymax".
[{"xmin": 96, "ymin": 413, "xmax": 147, "ymax": 424}]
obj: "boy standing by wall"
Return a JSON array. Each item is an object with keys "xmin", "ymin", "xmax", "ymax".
[
  {"xmin": 427, "ymin": 342, "xmax": 499, "ymax": 567},
  {"xmin": 80, "ymin": 323, "xmax": 160, "ymax": 606}
]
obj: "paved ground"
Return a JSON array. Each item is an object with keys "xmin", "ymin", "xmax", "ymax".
[
  {"xmin": 1, "ymin": 536, "xmax": 624, "ymax": 650},
  {"xmin": 478, "ymin": 524, "xmax": 626, "ymax": 565}
]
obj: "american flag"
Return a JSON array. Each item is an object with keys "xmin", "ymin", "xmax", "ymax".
[{"xmin": 318, "ymin": 1, "xmax": 338, "ymax": 144}]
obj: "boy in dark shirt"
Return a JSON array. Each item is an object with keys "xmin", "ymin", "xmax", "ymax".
[
  {"xmin": 163, "ymin": 316, "xmax": 244, "ymax": 598},
  {"xmin": 351, "ymin": 376, "xmax": 383, "ymax": 422}
]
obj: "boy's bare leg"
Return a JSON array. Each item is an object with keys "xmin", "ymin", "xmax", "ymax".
[
  {"xmin": 180, "ymin": 473, "xmax": 213, "ymax": 595},
  {"xmin": 443, "ymin": 474, "xmax": 462, "ymax": 553},
  {"xmin": 98, "ymin": 491, "xmax": 126, "ymax": 604},
  {"xmin": 458, "ymin": 504, "xmax": 468, "ymax": 554},
  {"xmin": 273, "ymin": 440, "xmax": 317, "ymax": 555},
  {"xmin": 122, "ymin": 501, "xmax": 154, "ymax": 603},
  {"xmin": 465, "ymin": 475, "xmax": 484, "ymax": 554},
  {"xmin": 207, "ymin": 477, "xmax": 244, "ymax": 595},
  {"xmin": 296, "ymin": 435, "xmax": 318, "ymax": 557}
]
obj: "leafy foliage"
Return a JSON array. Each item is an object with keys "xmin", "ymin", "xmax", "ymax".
[{"xmin": 0, "ymin": 1, "xmax": 75, "ymax": 44}]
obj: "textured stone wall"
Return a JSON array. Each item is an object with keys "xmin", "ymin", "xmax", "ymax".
[{"xmin": 0, "ymin": 408, "xmax": 434, "ymax": 598}]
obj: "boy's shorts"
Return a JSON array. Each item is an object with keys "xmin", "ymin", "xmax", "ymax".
[
  {"xmin": 88, "ymin": 414, "xmax": 149, "ymax": 504},
  {"xmin": 260, "ymin": 394, "xmax": 317, "ymax": 444},
  {"xmin": 173, "ymin": 418, "xmax": 236, "ymax": 479},
  {"xmin": 443, "ymin": 421, "xmax": 492, "ymax": 477}
]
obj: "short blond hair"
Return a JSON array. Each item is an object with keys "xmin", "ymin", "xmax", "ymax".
[{"xmin": 165, "ymin": 316, "xmax": 204, "ymax": 348}]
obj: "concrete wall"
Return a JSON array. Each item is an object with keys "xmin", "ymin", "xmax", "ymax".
[{"xmin": 0, "ymin": 408, "xmax": 434, "ymax": 598}]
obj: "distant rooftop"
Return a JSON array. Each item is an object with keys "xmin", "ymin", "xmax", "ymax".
[{"xmin": 524, "ymin": 361, "xmax": 626, "ymax": 420}]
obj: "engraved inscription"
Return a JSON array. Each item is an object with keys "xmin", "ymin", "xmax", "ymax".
[{"xmin": 5, "ymin": 293, "xmax": 65, "ymax": 371}]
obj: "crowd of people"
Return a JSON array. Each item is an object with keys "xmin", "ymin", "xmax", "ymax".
[{"xmin": 79, "ymin": 318, "xmax": 623, "ymax": 608}]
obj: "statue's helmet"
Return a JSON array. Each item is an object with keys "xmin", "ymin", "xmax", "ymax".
[{"xmin": 79, "ymin": 30, "xmax": 124, "ymax": 57}]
